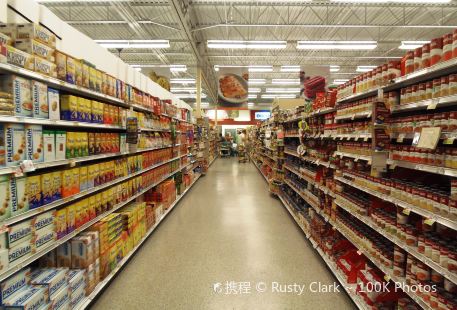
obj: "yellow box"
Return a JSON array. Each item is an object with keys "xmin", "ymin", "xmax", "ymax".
[
  {"xmin": 89, "ymin": 67, "xmax": 97, "ymax": 91},
  {"xmin": 61, "ymin": 169, "xmax": 72, "ymax": 198},
  {"xmin": 101, "ymin": 190, "xmax": 108, "ymax": 212},
  {"xmin": 71, "ymin": 167, "xmax": 80, "ymax": 195},
  {"xmin": 79, "ymin": 166, "xmax": 88, "ymax": 192},
  {"xmin": 26, "ymin": 175, "xmax": 41, "ymax": 209},
  {"xmin": 41, "ymin": 172, "xmax": 53, "ymax": 205},
  {"xmin": 88, "ymin": 164, "xmax": 98, "ymax": 188},
  {"xmin": 75, "ymin": 59, "xmax": 82, "ymax": 86},
  {"xmin": 77, "ymin": 97, "xmax": 85, "ymax": 122},
  {"xmin": 88, "ymin": 195, "xmax": 96, "ymax": 220},
  {"xmin": 56, "ymin": 208, "xmax": 67, "ymax": 239},
  {"xmin": 95, "ymin": 193, "xmax": 102, "ymax": 216},
  {"xmin": 65, "ymin": 132, "xmax": 75, "ymax": 159},
  {"xmin": 80, "ymin": 132, "xmax": 88, "ymax": 157},
  {"xmin": 60, "ymin": 95, "xmax": 78, "ymax": 121},
  {"xmin": 67, "ymin": 204, "xmax": 76, "ymax": 232},
  {"xmin": 52, "ymin": 171, "xmax": 62, "ymax": 201},
  {"xmin": 74, "ymin": 132, "xmax": 82, "ymax": 158}
]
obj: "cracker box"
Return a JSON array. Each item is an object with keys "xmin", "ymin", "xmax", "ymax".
[
  {"xmin": 81, "ymin": 62, "xmax": 89, "ymax": 89},
  {"xmin": 50, "ymin": 285, "xmax": 69, "ymax": 310},
  {"xmin": 61, "ymin": 169, "xmax": 72, "ymax": 198},
  {"xmin": 0, "ymin": 24, "xmax": 16, "ymax": 41},
  {"xmin": 3, "ymin": 286, "xmax": 48, "ymax": 310},
  {"xmin": 47, "ymin": 88, "xmax": 59, "ymax": 120},
  {"xmin": 55, "ymin": 51, "xmax": 67, "ymax": 81},
  {"xmin": 5, "ymin": 45, "xmax": 34, "ymax": 71},
  {"xmin": 16, "ymin": 23, "xmax": 56, "ymax": 48},
  {"xmin": 0, "ymin": 249, "xmax": 7, "ymax": 272},
  {"xmin": 0, "ymin": 175, "xmax": 11, "ymax": 221},
  {"xmin": 25, "ymin": 124, "xmax": 43, "ymax": 163},
  {"xmin": 71, "ymin": 236, "xmax": 93, "ymax": 268},
  {"xmin": 31, "ymin": 269, "xmax": 67, "ymax": 299},
  {"xmin": 43, "ymin": 130, "xmax": 55, "ymax": 162},
  {"xmin": 0, "ymin": 267, "xmax": 30, "ymax": 303},
  {"xmin": 8, "ymin": 239, "xmax": 33, "ymax": 264},
  {"xmin": 39, "ymin": 251, "xmax": 56, "ymax": 268},
  {"xmin": 79, "ymin": 166, "xmax": 87, "ymax": 192},
  {"xmin": 8, "ymin": 219, "xmax": 33, "ymax": 247},
  {"xmin": 60, "ymin": 95, "xmax": 77, "ymax": 122},
  {"xmin": 34, "ymin": 210, "xmax": 55, "ymax": 231},
  {"xmin": 55, "ymin": 131, "xmax": 66, "ymax": 160},
  {"xmin": 26, "ymin": 175, "xmax": 41, "ymax": 209},
  {"xmin": 71, "ymin": 168, "xmax": 80, "ymax": 195},
  {"xmin": 56, "ymin": 243, "xmax": 71, "ymax": 268},
  {"xmin": 88, "ymin": 196, "xmax": 96, "ymax": 220},
  {"xmin": 10, "ymin": 176, "xmax": 28, "ymax": 217},
  {"xmin": 66, "ymin": 204, "xmax": 76, "ymax": 233},
  {"xmin": 4, "ymin": 123, "xmax": 26, "ymax": 166},
  {"xmin": 32, "ymin": 81, "xmax": 48, "ymax": 119},
  {"xmin": 66, "ymin": 56, "xmax": 75, "ymax": 84},
  {"xmin": 34, "ymin": 57, "xmax": 57, "ymax": 78},
  {"xmin": 52, "ymin": 172, "xmax": 61, "ymax": 201},
  {"xmin": 41, "ymin": 172, "xmax": 53, "ymax": 205},
  {"xmin": 89, "ymin": 67, "xmax": 96, "ymax": 91},
  {"xmin": 34, "ymin": 228, "xmax": 56, "ymax": 250},
  {"xmin": 14, "ymin": 39, "xmax": 55, "ymax": 62},
  {"xmin": 67, "ymin": 270, "xmax": 85, "ymax": 293},
  {"xmin": 74, "ymin": 59, "xmax": 82, "ymax": 87},
  {"xmin": 0, "ymin": 75, "xmax": 32, "ymax": 117},
  {"xmin": 55, "ymin": 209, "xmax": 67, "ymax": 239},
  {"xmin": 70, "ymin": 284, "xmax": 85, "ymax": 309}
]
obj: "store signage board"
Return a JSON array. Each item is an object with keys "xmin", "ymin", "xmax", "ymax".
[
  {"xmin": 412, "ymin": 132, "xmax": 421, "ymax": 146},
  {"xmin": 417, "ymin": 127, "xmax": 441, "ymax": 150},
  {"xmin": 255, "ymin": 111, "xmax": 271, "ymax": 120}
]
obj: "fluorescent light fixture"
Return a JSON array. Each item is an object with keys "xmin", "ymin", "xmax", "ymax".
[
  {"xmin": 175, "ymin": 94, "xmax": 207, "ymax": 99},
  {"xmin": 333, "ymin": 79, "xmax": 350, "ymax": 85},
  {"xmin": 214, "ymin": 67, "xmax": 220, "ymax": 71},
  {"xmin": 207, "ymin": 40, "xmax": 287, "ymax": 49},
  {"xmin": 332, "ymin": 0, "xmax": 450, "ymax": 3},
  {"xmin": 271, "ymin": 79, "xmax": 301, "ymax": 85},
  {"xmin": 95, "ymin": 40, "xmax": 170, "ymax": 49},
  {"xmin": 131, "ymin": 64, "xmax": 187, "ymax": 72},
  {"xmin": 356, "ymin": 65, "xmax": 377, "ymax": 72},
  {"xmin": 170, "ymin": 87, "xmax": 197, "ymax": 92},
  {"xmin": 170, "ymin": 78, "xmax": 195, "ymax": 84},
  {"xmin": 170, "ymin": 65, "xmax": 187, "ymax": 72},
  {"xmin": 297, "ymin": 41, "xmax": 377, "ymax": 50},
  {"xmin": 266, "ymin": 88, "xmax": 301, "ymax": 93},
  {"xmin": 398, "ymin": 41, "xmax": 430, "ymax": 50},
  {"xmin": 134, "ymin": 68, "xmax": 142, "ymax": 72},
  {"xmin": 332, "ymin": 72, "xmax": 358, "ymax": 75},
  {"xmin": 248, "ymin": 66, "xmax": 273, "ymax": 72},
  {"xmin": 248, "ymin": 79, "xmax": 266, "ymax": 85},
  {"xmin": 248, "ymin": 88, "xmax": 262, "ymax": 93},
  {"xmin": 330, "ymin": 65, "xmax": 340, "ymax": 72},
  {"xmin": 248, "ymin": 102, "xmax": 255, "ymax": 107},
  {"xmin": 261, "ymin": 94, "xmax": 297, "ymax": 99},
  {"xmin": 248, "ymin": 94, "xmax": 258, "ymax": 99},
  {"xmin": 280, "ymin": 65, "xmax": 301, "ymax": 72}
]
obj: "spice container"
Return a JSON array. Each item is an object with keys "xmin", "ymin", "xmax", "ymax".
[
  {"xmin": 450, "ymin": 74, "xmax": 457, "ymax": 95},
  {"xmin": 443, "ymin": 33, "xmax": 453, "ymax": 61},
  {"xmin": 432, "ymin": 238, "xmax": 441, "ymax": 263},
  {"xmin": 433, "ymin": 78, "xmax": 442, "ymax": 99},
  {"xmin": 388, "ymin": 61, "xmax": 400, "ymax": 80},
  {"xmin": 441, "ymin": 75, "xmax": 449, "ymax": 97},
  {"xmin": 422, "ymin": 43, "xmax": 431, "ymax": 68},
  {"xmin": 440, "ymin": 242, "xmax": 449, "ymax": 269},
  {"xmin": 426, "ymin": 81, "xmax": 434, "ymax": 99},
  {"xmin": 418, "ymin": 83, "xmax": 426, "ymax": 101},
  {"xmin": 453, "ymin": 29, "xmax": 457, "ymax": 58},
  {"xmin": 431, "ymin": 37, "xmax": 443, "ymax": 66},
  {"xmin": 448, "ymin": 247, "xmax": 457, "ymax": 274},
  {"xmin": 405, "ymin": 51, "xmax": 415, "ymax": 74},
  {"xmin": 414, "ymin": 47, "xmax": 422, "ymax": 71}
]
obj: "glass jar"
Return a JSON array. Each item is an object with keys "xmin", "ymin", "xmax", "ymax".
[
  {"xmin": 431, "ymin": 37, "xmax": 443, "ymax": 66},
  {"xmin": 422, "ymin": 43, "xmax": 431, "ymax": 68}
]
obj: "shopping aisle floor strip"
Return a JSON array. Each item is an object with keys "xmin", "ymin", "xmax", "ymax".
[
  {"xmin": 251, "ymin": 158, "xmax": 268, "ymax": 183},
  {"xmin": 75, "ymin": 174, "xmax": 202, "ymax": 310}
]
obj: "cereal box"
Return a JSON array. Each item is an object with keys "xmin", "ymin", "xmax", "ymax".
[
  {"xmin": 80, "ymin": 132, "xmax": 88, "ymax": 157},
  {"xmin": 76, "ymin": 97, "xmax": 84, "ymax": 122},
  {"xmin": 95, "ymin": 193, "xmax": 102, "ymax": 216},
  {"xmin": 66, "ymin": 56, "xmax": 76, "ymax": 84},
  {"xmin": 10, "ymin": 176, "xmax": 28, "ymax": 217},
  {"xmin": 74, "ymin": 59, "xmax": 82, "ymax": 87},
  {"xmin": 55, "ymin": 51, "xmax": 67, "ymax": 81},
  {"xmin": 52, "ymin": 171, "xmax": 61, "ymax": 201},
  {"xmin": 67, "ymin": 270, "xmax": 85, "ymax": 293},
  {"xmin": 60, "ymin": 95, "xmax": 77, "ymax": 121},
  {"xmin": 5, "ymin": 45, "xmax": 34, "ymax": 71},
  {"xmin": 16, "ymin": 23, "xmax": 56, "ymax": 48},
  {"xmin": 0, "ymin": 24, "xmax": 16, "ymax": 41},
  {"xmin": 0, "ymin": 175, "xmax": 11, "ymax": 221},
  {"xmin": 71, "ymin": 168, "xmax": 80, "ymax": 195},
  {"xmin": 14, "ymin": 39, "xmax": 55, "ymax": 62},
  {"xmin": 3, "ymin": 286, "xmax": 47, "ymax": 310},
  {"xmin": 74, "ymin": 201, "xmax": 82, "ymax": 229},
  {"xmin": 47, "ymin": 88, "xmax": 60, "ymax": 121},
  {"xmin": 43, "ymin": 130, "xmax": 55, "ymax": 162},
  {"xmin": 65, "ymin": 132, "xmax": 74, "ymax": 159},
  {"xmin": 79, "ymin": 166, "xmax": 87, "ymax": 192},
  {"xmin": 50, "ymin": 285, "xmax": 69, "ymax": 310},
  {"xmin": 32, "ymin": 81, "xmax": 48, "ymax": 119},
  {"xmin": 56, "ymin": 243, "xmax": 71, "ymax": 267},
  {"xmin": 0, "ymin": 75, "xmax": 32, "ymax": 117},
  {"xmin": 88, "ymin": 133, "xmax": 95, "ymax": 155},
  {"xmin": 25, "ymin": 124, "xmax": 43, "ymax": 163},
  {"xmin": 4, "ymin": 123, "xmax": 26, "ymax": 166},
  {"xmin": 95, "ymin": 70, "xmax": 102, "ymax": 93},
  {"xmin": 66, "ymin": 204, "xmax": 76, "ymax": 233},
  {"xmin": 0, "ymin": 267, "xmax": 30, "ymax": 303},
  {"xmin": 55, "ymin": 209, "xmax": 67, "ymax": 239},
  {"xmin": 34, "ymin": 228, "xmax": 56, "ymax": 250},
  {"xmin": 89, "ymin": 67, "xmax": 96, "ymax": 91},
  {"xmin": 88, "ymin": 196, "xmax": 96, "ymax": 220},
  {"xmin": 34, "ymin": 56, "xmax": 57, "ymax": 78},
  {"xmin": 55, "ymin": 131, "xmax": 66, "ymax": 160},
  {"xmin": 87, "ymin": 164, "xmax": 98, "ymax": 188},
  {"xmin": 31, "ymin": 268, "xmax": 67, "ymax": 299},
  {"xmin": 61, "ymin": 169, "xmax": 72, "ymax": 198},
  {"xmin": 71, "ymin": 235, "xmax": 93, "ymax": 268},
  {"xmin": 34, "ymin": 210, "xmax": 55, "ymax": 231},
  {"xmin": 82, "ymin": 62, "xmax": 89, "ymax": 89},
  {"xmin": 8, "ymin": 220, "xmax": 33, "ymax": 248},
  {"xmin": 74, "ymin": 132, "xmax": 82, "ymax": 158},
  {"xmin": 26, "ymin": 175, "xmax": 41, "ymax": 209},
  {"xmin": 41, "ymin": 172, "xmax": 53, "ymax": 205}
]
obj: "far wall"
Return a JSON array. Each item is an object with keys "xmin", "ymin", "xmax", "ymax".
[{"xmin": 222, "ymin": 125, "xmax": 248, "ymax": 137}]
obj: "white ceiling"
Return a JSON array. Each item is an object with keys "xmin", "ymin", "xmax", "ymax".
[{"xmin": 40, "ymin": 0, "xmax": 457, "ymax": 108}]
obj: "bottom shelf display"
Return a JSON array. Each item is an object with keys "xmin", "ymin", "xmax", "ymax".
[{"xmin": 0, "ymin": 171, "xmax": 202, "ymax": 310}]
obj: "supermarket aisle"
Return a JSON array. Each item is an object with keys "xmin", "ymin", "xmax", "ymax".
[{"xmin": 91, "ymin": 159, "xmax": 353, "ymax": 310}]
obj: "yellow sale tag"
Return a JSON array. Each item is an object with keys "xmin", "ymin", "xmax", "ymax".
[
  {"xmin": 424, "ymin": 218, "xmax": 435, "ymax": 226},
  {"xmin": 384, "ymin": 275, "xmax": 391, "ymax": 282},
  {"xmin": 402, "ymin": 208, "xmax": 411, "ymax": 215},
  {"xmin": 427, "ymin": 100, "xmax": 439, "ymax": 110},
  {"xmin": 444, "ymin": 138, "xmax": 455, "ymax": 145}
]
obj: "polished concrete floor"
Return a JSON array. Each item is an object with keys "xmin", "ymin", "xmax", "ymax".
[{"xmin": 91, "ymin": 158, "xmax": 354, "ymax": 310}]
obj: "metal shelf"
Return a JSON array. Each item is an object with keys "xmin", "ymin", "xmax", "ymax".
[
  {"xmin": 0, "ymin": 116, "xmax": 125, "ymax": 129},
  {"xmin": 388, "ymin": 159, "xmax": 457, "ymax": 177},
  {"xmin": 284, "ymin": 164, "xmax": 315, "ymax": 184},
  {"xmin": 334, "ymin": 111, "xmax": 371, "ymax": 121},
  {"xmin": 391, "ymin": 94, "xmax": 457, "ymax": 113},
  {"xmin": 304, "ymin": 107, "xmax": 336, "ymax": 118},
  {"xmin": 139, "ymin": 128, "xmax": 171, "ymax": 132},
  {"xmin": 74, "ymin": 173, "xmax": 202, "ymax": 310},
  {"xmin": 284, "ymin": 179, "xmax": 320, "ymax": 213},
  {"xmin": 284, "ymin": 133, "xmax": 300, "ymax": 138},
  {"xmin": 284, "ymin": 149, "xmax": 299, "ymax": 158},
  {"xmin": 335, "ymin": 151, "xmax": 371, "ymax": 163},
  {"xmin": 337, "ymin": 88, "xmax": 379, "ymax": 104},
  {"xmin": 0, "ymin": 63, "xmax": 128, "ymax": 108}
]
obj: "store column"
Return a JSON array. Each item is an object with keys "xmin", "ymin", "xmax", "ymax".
[{"xmin": 196, "ymin": 67, "xmax": 202, "ymax": 118}]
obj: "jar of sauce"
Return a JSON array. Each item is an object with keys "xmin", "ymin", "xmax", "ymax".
[
  {"xmin": 431, "ymin": 37, "xmax": 443, "ymax": 66},
  {"xmin": 443, "ymin": 33, "xmax": 453, "ymax": 61},
  {"xmin": 405, "ymin": 51, "xmax": 415, "ymax": 74},
  {"xmin": 422, "ymin": 43, "xmax": 431, "ymax": 68}
]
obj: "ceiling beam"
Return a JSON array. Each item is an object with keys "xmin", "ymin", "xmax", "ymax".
[{"xmin": 167, "ymin": 0, "xmax": 217, "ymax": 102}]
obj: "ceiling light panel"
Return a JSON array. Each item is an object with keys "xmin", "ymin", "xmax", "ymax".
[
  {"xmin": 248, "ymin": 88, "xmax": 262, "ymax": 93},
  {"xmin": 266, "ymin": 88, "xmax": 301, "ymax": 93},
  {"xmin": 207, "ymin": 40, "xmax": 287, "ymax": 49},
  {"xmin": 330, "ymin": 65, "xmax": 340, "ymax": 72},
  {"xmin": 297, "ymin": 41, "xmax": 377, "ymax": 50},
  {"xmin": 280, "ymin": 66, "xmax": 301, "ymax": 72},
  {"xmin": 261, "ymin": 94, "xmax": 297, "ymax": 99},
  {"xmin": 356, "ymin": 65, "xmax": 377, "ymax": 72},
  {"xmin": 248, "ymin": 79, "xmax": 266, "ymax": 85},
  {"xmin": 248, "ymin": 66, "xmax": 273, "ymax": 72},
  {"xmin": 170, "ymin": 78, "xmax": 195, "ymax": 84},
  {"xmin": 398, "ymin": 41, "xmax": 431, "ymax": 50},
  {"xmin": 271, "ymin": 79, "xmax": 301, "ymax": 85},
  {"xmin": 95, "ymin": 40, "xmax": 170, "ymax": 49}
]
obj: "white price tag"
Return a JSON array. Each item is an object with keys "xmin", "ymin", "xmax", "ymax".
[
  {"xmin": 396, "ymin": 133, "xmax": 406, "ymax": 143},
  {"xmin": 21, "ymin": 160, "xmax": 35, "ymax": 173},
  {"xmin": 69, "ymin": 160, "xmax": 76, "ymax": 167},
  {"xmin": 427, "ymin": 100, "xmax": 439, "ymax": 110},
  {"xmin": 444, "ymin": 137, "xmax": 455, "ymax": 145},
  {"xmin": 363, "ymin": 136, "xmax": 369, "ymax": 142},
  {"xmin": 402, "ymin": 208, "xmax": 411, "ymax": 215}
]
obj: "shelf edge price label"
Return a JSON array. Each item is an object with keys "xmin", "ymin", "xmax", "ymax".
[
  {"xmin": 397, "ymin": 133, "xmax": 406, "ymax": 143},
  {"xmin": 444, "ymin": 137, "xmax": 455, "ymax": 145},
  {"xmin": 402, "ymin": 208, "xmax": 411, "ymax": 215},
  {"xmin": 424, "ymin": 218, "xmax": 436, "ymax": 226},
  {"xmin": 427, "ymin": 99, "xmax": 439, "ymax": 110},
  {"xmin": 384, "ymin": 275, "xmax": 391, "ymax": 282}
]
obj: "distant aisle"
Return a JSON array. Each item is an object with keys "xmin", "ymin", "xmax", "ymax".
[{"xmin": 91, "ymin": 158, "xmax": 353, "ymax": 310}]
